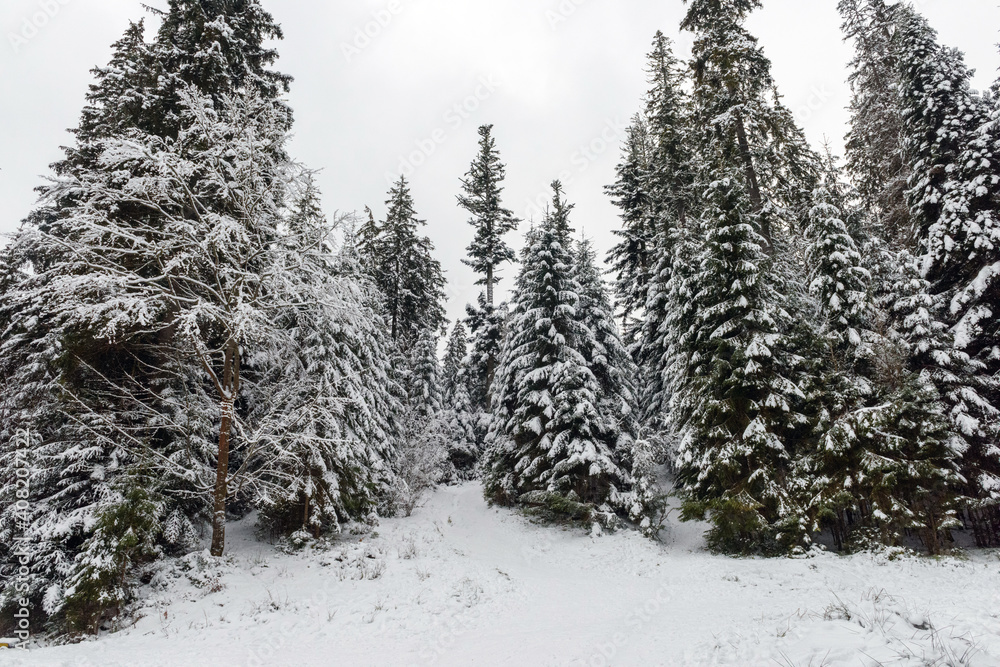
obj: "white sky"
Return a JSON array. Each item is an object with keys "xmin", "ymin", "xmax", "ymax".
[{"xmin": 1, "ymin": 0, "xmax": 998, "ymax": 325}]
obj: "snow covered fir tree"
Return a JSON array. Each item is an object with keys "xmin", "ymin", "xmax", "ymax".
[
  {"xmin": 482, "ymin": 183, "xmax": 639, "ymax": 526},
  {"xmin": 608, "ymin": 0, "xmax": 999, "ymax": 555},
  {"xmin": 0, "ymin": 0, "xmax": 999, "ymax": 650}
]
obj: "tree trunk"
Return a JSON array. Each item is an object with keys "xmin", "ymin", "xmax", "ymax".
[
  {"xmin": 486, "ymin": 265, "xmax": 495, "ymax": 307},
  {"xmin": 210, "ymin": 395, "xmax": 234, "ymax": 557},
  {"xmin": 210, "ymin": 341, "xmax": 239, "ymax": 558},
  {"xmin": 732, "ymin": 109, "xmax": 771, "ymax": 252}
]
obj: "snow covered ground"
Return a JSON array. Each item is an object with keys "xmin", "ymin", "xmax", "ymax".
[{"xmin": 8, "ymin": 483, "xmax": 1000, "ymax": 666}]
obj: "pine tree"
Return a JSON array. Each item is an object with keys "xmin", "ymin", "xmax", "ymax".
[
  {"xmin": 893, "ymin": 6, "xmax": 1000, "ymax": 543},
  {"xmin": 674, "ymin": 174, "xmax": 807, "ymax": 555},
  {"xmin": 463, "ymin": 296, "xmax": 507, "ymax": 411},
  {"xmin": 150, "ymin": 0, "xmax": 293, "ymax": 136},
  {"xmin": 682, "ymin": 0, "xmax": 820, "ymax": 252},
  {"xmin": 606, "ymin": 115, "xmax": 654, "ymax": 335},
  {"xmin": 894, "ymin": 7, "xmax": 1000, "ymax": 363},
  {"xmin": 838, "ymin": 0, "xmax": 914, "ymax": 251},
  {"xmin": 483, "ymin": 183, "xmax": 634, "ymax": 522},
  {"xmin": 0, "ymin": 21, "xmax": 178, "ymax": 622},
  {"xmin": 458, "ymin": 125, "xmax": 521, "ymax": 307},
  {"xmin": 358, "ymin": 177, "xmax": 447, "ymax": 350},
  {"xmin": 673, "ymin": 0, "xmax": 818, "ymax": 554},
  {"xmin": 806, "ymin": 159, "xmax": 871, "ymax": 351},
  {"xmin": 440, "ymin": 321, "xmax": 482, "ymax": 476},
  {"xmin": 607, "ymin": 33, "xmax": 697, "ymax": 356},
  {"xmin": 638, "ymin": 215, "xmax": 700, "ymax": 447},
  {"xmin": 393, "ymin": 330, "xmax": 454, "ymax": 514},
  {"xmin": 575, "ymin": 238, "xmax": 639, "ymax": 462},
  {"xmin": 458, "ymin": 125, "xmax": 520, "ymax": 401},
  {"xmin": 61, "ymin": 482, "xmax": 163, "ymax": 634},
  {"xmin": 619, "ymin": 33, "xmax": 699, "ymax": 443},
  {"xmin": 251, "ymin": 185, "xmax": 401, "ymax": 539},
  {"xmin": 441, "ymin": 320, "xmax": 470, "ymax": 404},
  {"xmin": 0, "ymin": 85, "xmax": 387, "ymax": 579}
]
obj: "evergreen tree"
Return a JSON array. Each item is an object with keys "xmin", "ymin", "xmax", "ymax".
[
  {"xmin": 806, "ymin": 160, "xmax": 871, "ymax": 351},
  {"xmin": 483, "ymin": 183, "xmax": 634, "ymax": 522},
  {"xmin": 458, "ymin": 125, "xmax": 520, "ymax": 402},
  {"xmin": 838, "ymin": 0, "xmax": 913, "ymax": 251},
  {"xmin": 405, "ymin": 330, "xmax": 443, "ymax": 418},
  {"xmin": 463, "ymin": 296, "xmax": 507, "ymax": 411},
  {"xmin": 0, "ymin": 84, "xmax": 400, "ymax": 630},
  {"xmin": 682, "ymin": 0, "xmax": 820, "ymax": 251},
  {"xmin": 0, "ymin": 5, "xmax": 303, "ymax": 619},
  {"xmin": 61, "ymin": 482, "xmax": 163, "ymax": 634},
  {"xmin": 393, "ymin": 330, "xmax": 453, "ymax": 514},
  {"xmin": 575, "ymin": 238, "xmax": 639, "ymax": 465},
  {"xmin": 358, "ymin": 177, "xmax": 447, "ymax": 350},
  {"xmin": 673, "ymin": 0, "xmax": 818, "ymax": 554},
  {"xmin": 251, "ymin": 186, "xmax": 401, "ymax": 539},
  {"xmin": 674, "ymin": 174, "xmax": 807, "ymax": 555},
  {"xmin": 606, "ymin": 115, "xmax": 654, "ymax": 335},
  {"xmin": 150, "ymin": 0, "xmax": 293, "ymax": 136},
  {"xmin": 893, "ymin": 6, "xmax": 1000, "ymax": 542},
  {"xmin": 617, "ymin": 33, "xmax": 699, "ymax": 443},
  {"xmin": 439, "ymin": 321, "xmax": 482, "ymax": 476},
  {"xmin": 441, "ymin": 320, "xmax": 470, "ymax": 404},
  {"xmin": 458, "ymin": 125, "xmax": 521, "ymax": 307}
]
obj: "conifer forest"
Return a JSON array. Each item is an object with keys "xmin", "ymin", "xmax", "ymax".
[{"xmin": 1, "ymin": 1, "xmax": 999, "ymax": 664}]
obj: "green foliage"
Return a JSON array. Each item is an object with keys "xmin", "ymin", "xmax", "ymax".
[
  {"xmin": 519, "ymin": 490, "xmax": 594, "ymax": 525},
  {"xmin": 62, "ymin": 484, "xmax": 162, "ymax": 634}
]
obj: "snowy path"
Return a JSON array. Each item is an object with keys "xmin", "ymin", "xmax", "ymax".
[{"xmin": 10, "ymin": 483, "xmax": 1000, "ymax": 666}]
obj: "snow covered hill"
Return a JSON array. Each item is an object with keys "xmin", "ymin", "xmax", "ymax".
[{"xmin": 10, "ymin": 483, "xmax": 1000, "ymax": 666}]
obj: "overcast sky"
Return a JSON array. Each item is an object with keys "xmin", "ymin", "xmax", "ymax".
[{"xmin": 1, "ymin": 0, "xmax": 998, "ymax": 325}]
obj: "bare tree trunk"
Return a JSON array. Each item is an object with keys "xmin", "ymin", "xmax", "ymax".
[
  {"xmin": 486, "ymin": 265, "xmax": 494, "ymax": 307},
  {"xmin": 210, "ymin": 341, "xmax": 240, "ymax": 558},
  {"xmin": 732, "ymin": 109, "xmax": 771, "ymax": 253},
  {"xmin": 210, "ymin": 395, "xmax": 234, "ymax": 557},
  {"xmin": 485, "ymin": 264, "xmax": 496, "ymax": 397}
]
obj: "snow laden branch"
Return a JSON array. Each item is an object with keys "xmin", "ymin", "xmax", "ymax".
[{"xmin": 24, "ymin": 87, "xmax": 382, "ymax": 556}]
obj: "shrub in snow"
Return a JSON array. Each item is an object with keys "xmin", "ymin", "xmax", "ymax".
[{"xmin": 61, "ymin": 484, "xmax": 163, "ymax": 635}]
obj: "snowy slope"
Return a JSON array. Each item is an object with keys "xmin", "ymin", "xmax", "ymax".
[{"xmin": 9, "ymin": 483, "xmax": 1000, "ymax": 667}]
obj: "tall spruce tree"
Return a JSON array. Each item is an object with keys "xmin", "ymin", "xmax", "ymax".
[
  {"xmin": 0, "ymin": 0, "xmax": 402, "ymax": 627},
  {"xmin": 250, "ymin": 185, "xmax": 401, "ymax": 540},
  {"xmin": 619, "ymin": 33, "xmax": 699, "ymax": 443},
  {"xmin": 358, "ymin": 177, "xmax": 447, "ymax": 350},
  {"xmin": 674, "ymin": 174, "xmax": 807, "ymax": 555},
  {"xmin": 672, "ymin": 0, "xmax": 818, "ymax": 554},
  {"xmin": 458, "ymin": 125, "xmax": 521, "ymax": 307},
  {"xmin": 838, "ymin": 0, "xmax": 913, "ymax": 251},
  {"xmin": 483, "ymin": 183, "xmax": 635, "ymax": 522},
  {"xmin": 440, "ymin": 321, "xmax": 482, "ymax": 475},
  {"xmin": 458, "ymin": 125, "xmax": 520, "ymax": 403},
  {"xmin": 574, "ymin": 239, "xmax": 642, "ymax": 516},
  {"xmin": 606, "ymin": 115, "xmax": 654, "ymax": 337},
  {"xmin": 893, "ymin": 6, "xmax": 1000, "ymax": 544},
  {"xmin": 441, "ymin": 320, "xmax": 471, "ymax": 404},
  {"xmin": 682, "ymin": 0, "xmax": 820, "ymax": 251}
]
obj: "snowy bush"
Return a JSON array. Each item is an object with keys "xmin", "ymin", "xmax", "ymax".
[{"xmin": 60, "ymin": 485, "xmax": 163, "ymax": 634}]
